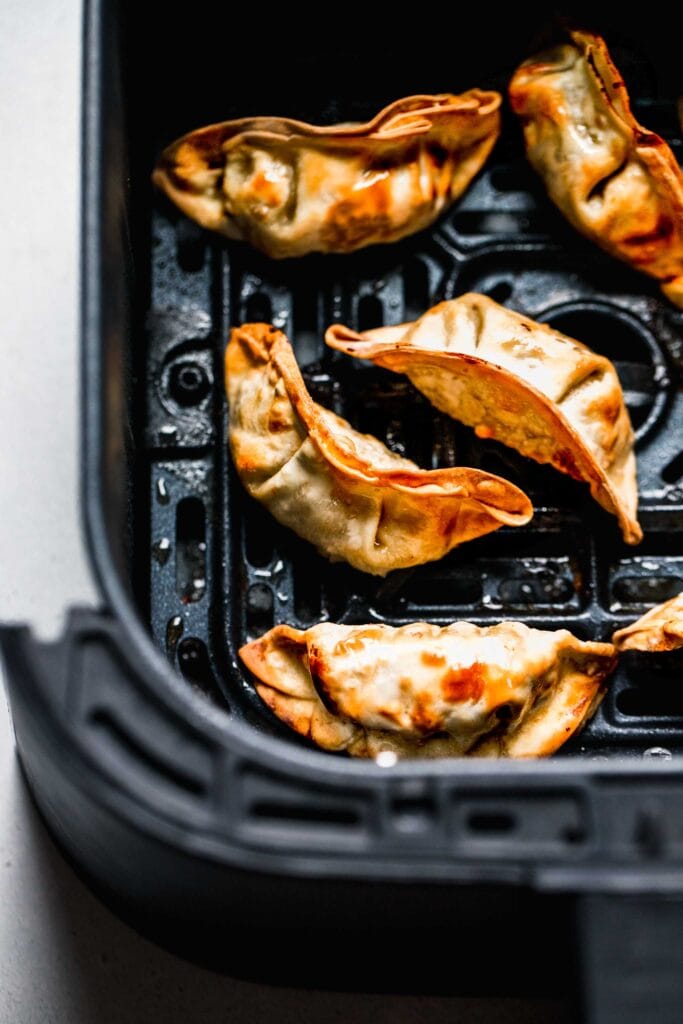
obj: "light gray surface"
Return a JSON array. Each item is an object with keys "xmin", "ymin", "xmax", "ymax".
[
  {"xmin": 0, "ymin": 0, "xmax": 98, "ymax": 640},
  {"xmin": 0, "ymin": 2, "xmax": 575, "ymax": 1021}
]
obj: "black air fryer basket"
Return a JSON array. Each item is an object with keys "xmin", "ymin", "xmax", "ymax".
[{"xmin": 4, "ymin": 4, "xmax": 683, "ymax": 1020}]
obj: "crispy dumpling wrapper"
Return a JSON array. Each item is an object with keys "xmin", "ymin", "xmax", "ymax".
[
  {"xmin": 326, "ymin": 293, "xmax": 640, "ymax": 544},
  {"xmin": 153, "ymin": 92, "xmax": 501, "ymax": 258},
  {"xmin": 240, "ymin": 621, "xmax": 616, "ymax": 759},
  {"xmin": 509, "ymin": 30, "xmax": 683, "ymax": 307},
  {"xmin": 225, "ymin": 324, "xmax": 532, "ymax": 575},
  {"xmin": 613, "ymin": 593, "xmax": 683, "ymax": 652}
]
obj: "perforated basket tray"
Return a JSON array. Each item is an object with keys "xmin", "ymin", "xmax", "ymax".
[{"xmin": 144, "ymin": 44, "xmax": 683, "ymax": 761}]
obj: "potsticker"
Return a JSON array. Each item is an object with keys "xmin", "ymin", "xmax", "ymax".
[
  {"xmin": 241, "ymin": 620, "xmax": 616, "ymax": 758},
  {"xmin": 226, "ymin": 324, "xmax": 532, "ymax": 575},
  {"xmin": 510, "ymin": 30, "xmax": 683, "ymax": 307},
  {"xmin": 327, "ymin": 294, "xmax": 640, "ymax": 543},
  {"xmin": 154, "ymin": 92, "xmax": 501, "ymax": 257}
]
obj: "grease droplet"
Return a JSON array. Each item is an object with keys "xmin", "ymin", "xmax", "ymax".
[
  {"xmin": 152, "ymin": 537, "xmax": 171, "ymax": 564},
  {"xmin": 166, "ymin": 615, "xmax": 184, "ymax": 659},
  {"xmin": 156, "ymin": 477, "xmax": 170, "ymax": 504}
]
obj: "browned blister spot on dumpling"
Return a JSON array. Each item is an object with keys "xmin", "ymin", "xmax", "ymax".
[
  {"xmin": 326, "ymin": 293, "xmax": 640, "ymax": 544},
  {"xmin": 613, "ymin": 593, "xmax": 683, "ymax": 652},
  {"xmin": 225, "ymin": 323, "xmax": 532, "ymax": 576},
  {"xmin": 240, "ymin": 621, "xmax": 616, "ymax": 759},
  {"xmin": 509, "ymin": 30, "xmax": 683, "ymax": 307},
  {"xmin": 153, "ymin": 92, "xmax": 501, "ymax": 258},
  {"xmin": 439, "ymin": 663, "xmax": 488, "ymax": 704}
]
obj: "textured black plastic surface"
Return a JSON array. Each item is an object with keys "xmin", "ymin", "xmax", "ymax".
[
  {"xmin": 141, "ymin": 30, "xmax": 683, "ymax": 760},
  {"xmin": 580, "ymin": 893, "xmax": 683, "ymax": 1024}
]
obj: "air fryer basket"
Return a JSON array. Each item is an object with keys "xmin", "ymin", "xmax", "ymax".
[
  {"xmin": 3, "ymin": 3, "xmax": 683, "ymax": 1020},
  {"xmin": 145, "ymin": 24, "xmax": 683, "ymax": 757}
]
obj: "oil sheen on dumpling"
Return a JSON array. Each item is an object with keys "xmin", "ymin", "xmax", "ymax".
[
  {"xmin": 153, "ymin": 92, "xmax": 501, "ymax": 257},
  {"xmin": 613, "ymin": 593, "xmax": 683, "ymax": 652},
  {"xmin": 225, "ymin": 323, "xmax": 532, "ymax": 575},
  {"xmin": 326, "ymin": 294, "xmax": 640, "ymax": 544},
  {"xmin": 240, "ymin": 620, "xmax": 616, "ymax": 758},
  {"xmin": 510, "ymin": 30, "xmax": 683, "ymax": 307}
]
